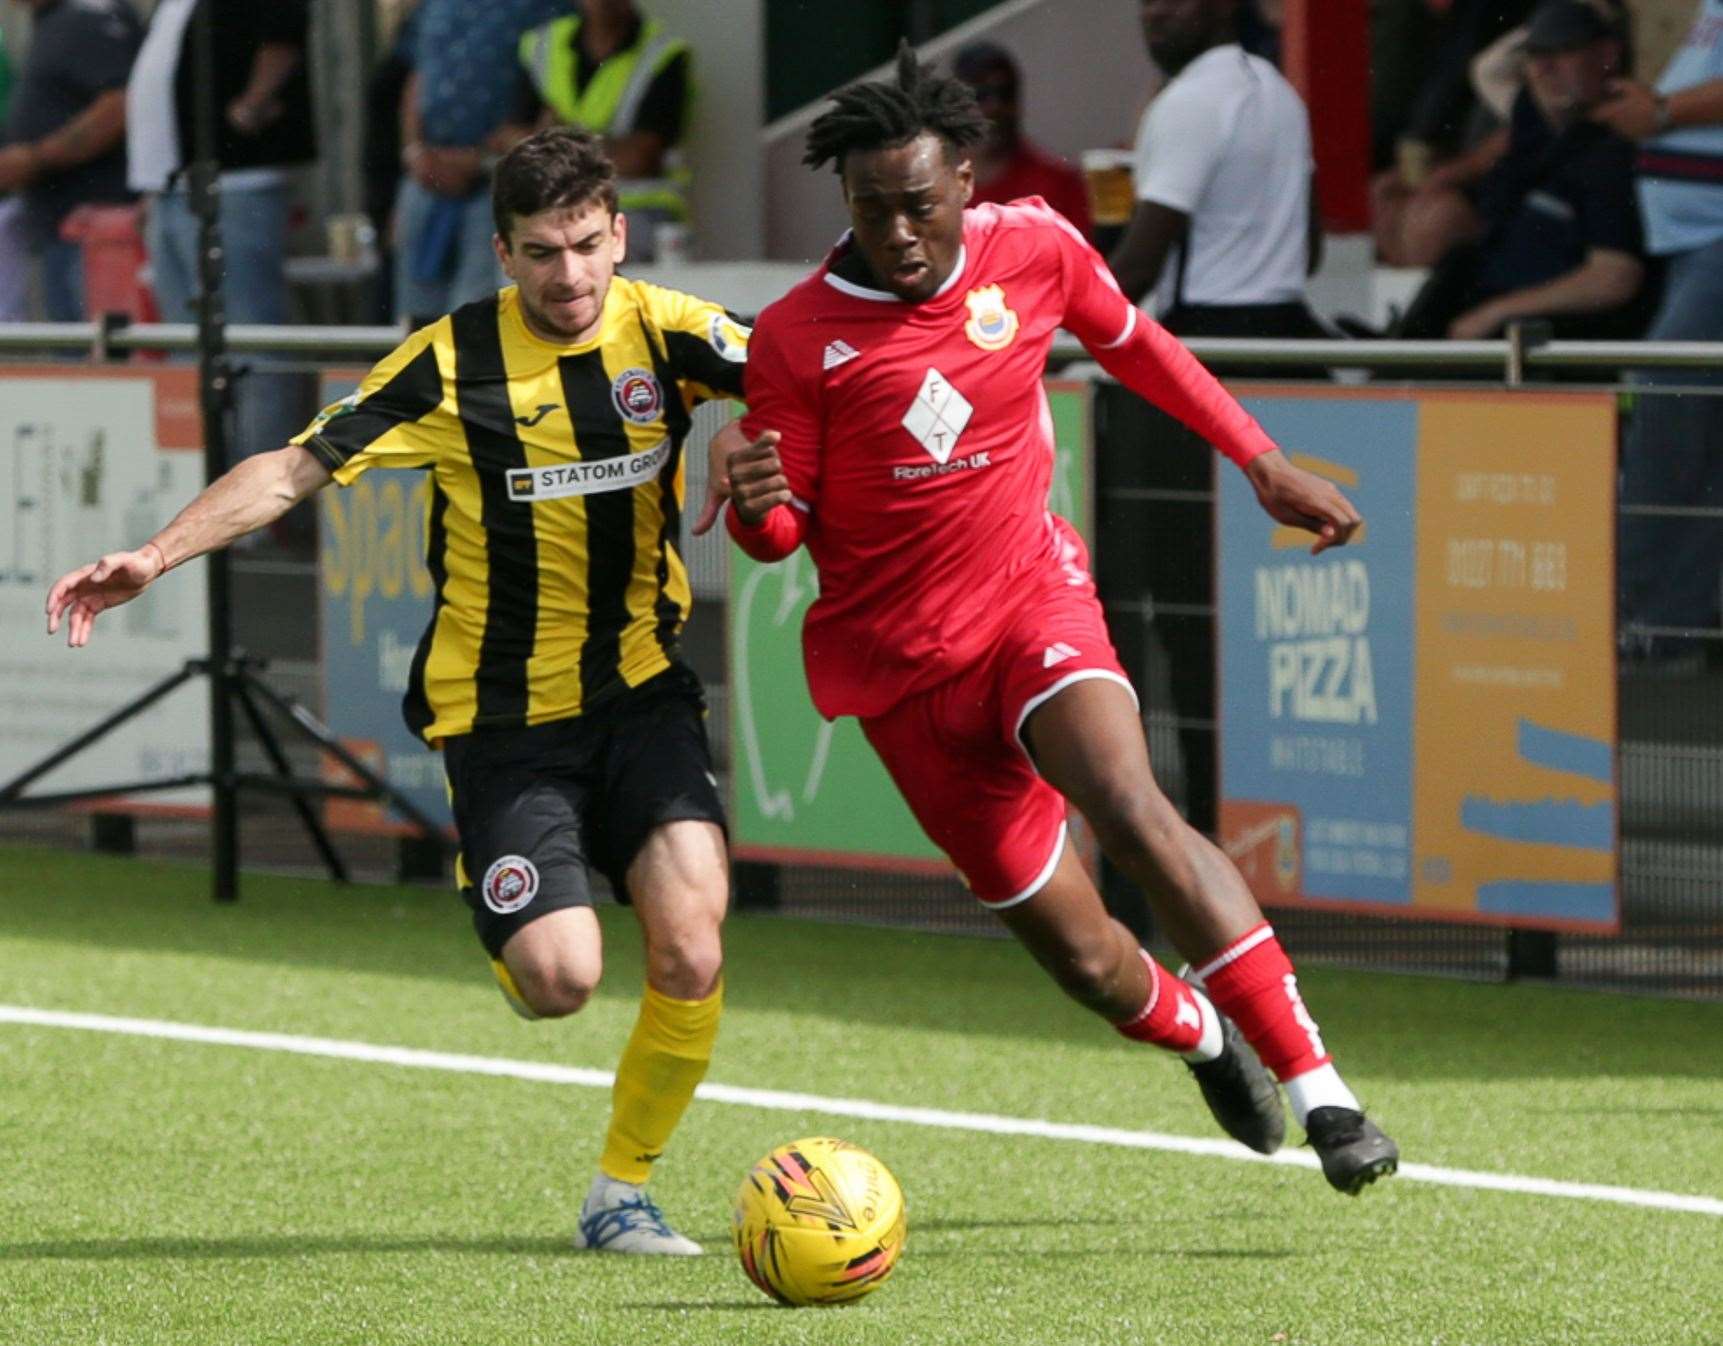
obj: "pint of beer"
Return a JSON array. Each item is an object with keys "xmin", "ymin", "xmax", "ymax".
[
  {"xmin": 1396, "ymin": 138, "xmax": 1433, "ymax": 190},
  {"xmin": 1081, "ymin": 149, "xmax": 1136, "ymax": 229}
]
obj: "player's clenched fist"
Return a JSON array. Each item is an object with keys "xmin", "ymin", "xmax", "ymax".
[
  {"xmin": 726, "ymin": 430, "xmax": 788, "ymax": 527},
  {"xmin": 691, "ymin": 421, "xmax": 785, "ymax": 535},
  {"xmin": 45, "ymin": 543, "xmax": 168, "ymax": 648}
]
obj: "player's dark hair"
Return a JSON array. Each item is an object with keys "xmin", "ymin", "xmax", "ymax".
[
  {"xmin": 803, "ymin": 41, "xmax": 991, "ymax": 175},
  {"xmin": 493, "ymin": 127, "xmax": 619, "ymax": 243}
]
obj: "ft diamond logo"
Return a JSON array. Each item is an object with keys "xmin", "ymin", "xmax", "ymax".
[{"xmin": 900, "ymin": 367, "xmax": 973, "ymax": 464}]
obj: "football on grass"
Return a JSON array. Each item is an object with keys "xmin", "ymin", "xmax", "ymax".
[{"xmin": 731, "ymin": 1137, "xmax": 906, "ymax": 1307}]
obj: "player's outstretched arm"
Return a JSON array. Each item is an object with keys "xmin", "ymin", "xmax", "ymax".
[
  {"xmin": 46, "ymin": 444, "xmax": 333, "ymax": 647},
  {"xmin": 1074, "ymin": 299, "xmax": 1358, "ymax": 553},
  {"xmin": 1244, "ymin": 449, "xmax": 1362, "ymax": 555}
]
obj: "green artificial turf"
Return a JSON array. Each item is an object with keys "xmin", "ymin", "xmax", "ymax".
[{"xmin": 1, "ymin": 845, "xmax": 1720, "ymax": 1345}]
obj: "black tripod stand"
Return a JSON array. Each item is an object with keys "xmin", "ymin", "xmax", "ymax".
[{"xmin": 0, "ymin": 3, "xmax": 444, "ymax": 899}]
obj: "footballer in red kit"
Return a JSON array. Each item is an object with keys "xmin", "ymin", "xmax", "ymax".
[
  {"xmin": 733, "ymin": 198, "xmax": 1277, "ymax": 903},
  {"xmin": 728, "ymin": 196, "xmax": 1273, "ymax": 726},
  {"xmin": 701, "ymin": 47, "xmax": 1400, "ymax": 1194}
]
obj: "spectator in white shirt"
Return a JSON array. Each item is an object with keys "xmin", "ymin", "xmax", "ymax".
[{"xmin": 1109, "ymin": 0, "xmax": 1323, "ymax": 342}]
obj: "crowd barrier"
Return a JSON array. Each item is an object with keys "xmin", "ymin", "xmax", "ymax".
[{"xmin": 0, "ymin": 325, "xmax": 1717, "ymax": 998}]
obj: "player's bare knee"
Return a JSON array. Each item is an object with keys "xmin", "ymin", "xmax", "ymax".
[
  {"xmin": 1044, "ymin": 928, "xmax": 1126, "ymax": 1010},
  {"xmin": 513, "ymin": 962, "xmax": 599, "ymax": 1019},
  {"xmin": 646, "ymin": 934, "xmax": 723, "ymax": 1001}
]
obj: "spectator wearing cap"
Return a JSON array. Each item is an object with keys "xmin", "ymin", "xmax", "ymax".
[
  {"xmin": 1371, "ymin": 0, "xmax": 1538, "ymax": 267},
  {"xmin": 1373, "ymin": 0, "xmax": 1632, "ymax": 270},
  {"xmin": 1593, "ymin": 0, "xmax": 1723, "ymax": 666},
  {"xmin": 0, "ymin": 0, "xmax": 141, "ymax": 321},
  {"xmin": 951, "ymin": 41, "xmax": 1093, "ymax": 241},
  {"xmin": 1394, "ymin": 0, "xmax": 1651, "ymax": 342},
  {"xmin": 1471, "ymin": 0, "xmax": 1632, "ymax": 123}
]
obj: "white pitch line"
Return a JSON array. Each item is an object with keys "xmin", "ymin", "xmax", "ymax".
[{"xmin": 5, "ymin": 1003, "xmax": 1721, "ymax": 1219}]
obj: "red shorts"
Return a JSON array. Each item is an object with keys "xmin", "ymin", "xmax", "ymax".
[{"xmin": 859, "ymin": 569, "xmax": 1135, "ymax": 908}]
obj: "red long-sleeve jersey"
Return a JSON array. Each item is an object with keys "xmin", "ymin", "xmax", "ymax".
[{"xmin": 731, "ymin": 198, "xmax": 1277, "ymax": 720}]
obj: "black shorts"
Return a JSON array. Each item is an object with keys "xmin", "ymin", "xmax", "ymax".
[{"xmin": 443, "ymin": 666, "xmax": 727, "ymax": 957}]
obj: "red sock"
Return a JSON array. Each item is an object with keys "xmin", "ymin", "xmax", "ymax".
[
  {"xmin": 1194, "ymin": 923, "xmax": 1330, "ymax": 1082},
  {"xmin": 1114, "ymin": 950, "xmax": 1206, "ymax": 1054}
]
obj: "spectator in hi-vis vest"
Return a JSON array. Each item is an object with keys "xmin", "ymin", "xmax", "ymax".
[{"xmin": 505, "ymin": 0, "xmax": 692, "ymax": 261}]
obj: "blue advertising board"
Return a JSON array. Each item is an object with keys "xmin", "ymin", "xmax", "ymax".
[
  {"xmin": 1218, "ymin": 396, "xmax": 1418, "ymax": 907},
  {"xmin": 316, "ymin": 374, "xmax": 452, "ymax": 833},
  {"xmin": 1217, "ymin": 390, "xmax": 1618, "ymax": 932}
]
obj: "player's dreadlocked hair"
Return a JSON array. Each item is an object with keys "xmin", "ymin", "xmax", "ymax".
[{"xmin": 803, "ymin": 41, "xmax": 991, "ymax": 174}]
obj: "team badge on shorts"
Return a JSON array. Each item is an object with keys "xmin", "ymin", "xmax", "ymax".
[
  {"xmin": 611, "ymin": 368, "xmax": 664, "ymax": 424},
  {"xmin": 481, "ymin": 855, "xmax": 540, "ymax": 914},
  {"xmin": 963, "ymin": 285, "xmax": 1019, "ymax": 351}
]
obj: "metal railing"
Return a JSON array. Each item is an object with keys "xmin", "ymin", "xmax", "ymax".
[
  {"xmin": 0, "ymin": 322, "xmax": 407, "ymax": 360},
  {"xmin": 1, "ymin": 321, "xmax": 1721, "ymax": 378}
]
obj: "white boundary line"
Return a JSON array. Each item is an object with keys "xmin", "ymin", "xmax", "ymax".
[{"xmin": 5, "ymin": 1004, "xmax": 1721, "ymax": 1219}]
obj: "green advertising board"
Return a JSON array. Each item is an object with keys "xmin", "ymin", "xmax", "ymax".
[{"xmin": 727, "ymin": 381, "xmax": 1091, "ymax": 870}]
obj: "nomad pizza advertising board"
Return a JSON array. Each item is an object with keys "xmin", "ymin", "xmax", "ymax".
[{"xmin": 1218, "ymin": 390, "xmax": 1617, "ymax": 933}]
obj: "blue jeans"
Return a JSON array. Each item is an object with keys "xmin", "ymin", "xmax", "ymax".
[
  {"xmin": 0, "ymin": 198, "xmax": 32, "ymax": 321},
  {"xmin": 1619, "ymin": 235, "xmax": 1723, "ymax": 652},
  {"xmin": 392, "ymin": 175, "xmax": 502, "ymax": 324},
  {"xmin": 148, "ymin": 182, "xmax": 308, "ymax": 459},
  {"xmin": 39, "ymin": 236, "xmax": 86, "ymax": 322}
]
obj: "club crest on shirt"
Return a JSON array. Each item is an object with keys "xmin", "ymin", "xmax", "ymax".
[
  {"xmin": 962, "ymin": 285, "xmax": 1019, "ymax": 352},
  {"xmin": 611, "ymin": 367, "xmax": 664, "ymax": 424}
]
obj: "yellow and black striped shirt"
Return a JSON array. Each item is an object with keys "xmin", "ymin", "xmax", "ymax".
[{"xmin": 293, "ymin": 279, "xmax": 749, "ymax": 742}]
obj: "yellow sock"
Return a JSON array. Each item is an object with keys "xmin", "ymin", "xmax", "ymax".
[
  {"xmin": 489, "ymin": 958, "xmax": 541, "ymax": 1021},
  {"xmin": 600, "ymin": 980, "xmax": 723, "ymax": 1185}
]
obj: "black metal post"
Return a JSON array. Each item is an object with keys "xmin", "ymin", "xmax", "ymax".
[
  {"xmin": 91, "ymin": 813, "xmax": 137, "ymax": 854},
  {"xmin": 236, "ymin": 667, "xmax": 447, "ymax": 838},
  {"xmin": 189, "ymin": 0, "xmax": 239, "ymax": 902},
  {"xmin": 1507, "ymin": 929, "xmax": 1559, "ymax": 980},
  {"xmin": 233, "ymin": 679, "xmax": 349, "ymax": 882},
  {"xmin": 732, "ymin": 859, "xmax": 783, "ymax": 912}
]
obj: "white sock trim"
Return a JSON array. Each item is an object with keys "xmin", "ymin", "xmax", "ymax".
[
  {"xmin": 1283, "ymin": 1062, "xmax": 1359, "ymax": 1128},
  {"xmin": 1192, "ymin": 922, "xmax": 1276, "ymax": 981},
  {"xmin": 1180, "ymin": 987, "xmax": 1225, "ymax": 1064}
]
